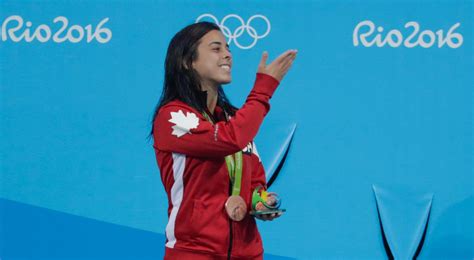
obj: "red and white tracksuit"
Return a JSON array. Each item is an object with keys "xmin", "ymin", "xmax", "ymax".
[{"xmin": 152, "ymin": 73, "xmax": 280, "ymax": 259}]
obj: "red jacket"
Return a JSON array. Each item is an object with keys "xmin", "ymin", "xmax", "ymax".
[{"xmin": 153, "ymin": 73, "xmax": 280, "ymax": 259}]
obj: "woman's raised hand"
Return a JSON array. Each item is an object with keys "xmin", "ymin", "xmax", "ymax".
[{"xmin": 257, "ymin": 49, "xmax": 297, "ymax": 82}]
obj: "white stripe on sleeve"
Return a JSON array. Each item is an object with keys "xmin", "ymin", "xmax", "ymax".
[{"xmin": 165, "ymin": 152, "xmax": 186, "ymax": 248}]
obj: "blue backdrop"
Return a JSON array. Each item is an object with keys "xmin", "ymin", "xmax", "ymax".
[{"xmin": 1, "ymin": 0, "xmax": 472, "ymax": 259}]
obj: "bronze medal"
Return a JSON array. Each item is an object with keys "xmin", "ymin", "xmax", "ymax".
[{"xmin": 225, "ymin": 195, "xmax": 247, "ymax": 221}]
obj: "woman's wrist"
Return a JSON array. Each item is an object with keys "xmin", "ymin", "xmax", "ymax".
[{"xmin": 253, "ymin": 72, "xmax": 280, "ymax": 99}]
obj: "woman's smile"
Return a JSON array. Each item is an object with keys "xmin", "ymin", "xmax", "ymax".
[{"xmin": 192, "ymin": 30, "xmax": 233, "ymax": 87}]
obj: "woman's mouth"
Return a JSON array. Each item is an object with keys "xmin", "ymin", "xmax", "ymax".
[{"xmin": 220, "ymin": 64, "xmax": 231, "ymax": 72}]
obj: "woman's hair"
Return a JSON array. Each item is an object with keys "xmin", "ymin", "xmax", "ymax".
[{"xmin": 149, "ymin": 21, "xmax": 236, "ymax": 137}]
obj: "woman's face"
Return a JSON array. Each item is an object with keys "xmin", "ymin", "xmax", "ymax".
[{"xmin": 192, "ymin": 30, "xmax": 232, "ymax": 88}]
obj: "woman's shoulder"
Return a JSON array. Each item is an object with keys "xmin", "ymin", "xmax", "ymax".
[
  {"xmin": 155, "ymin": 99, "xmax": 202, "ymax": 124},
  {"xmin": 153, "ymin": 100, "xmax": 205, "ymax": 141},
  {"xmin": 158, "ymin": 100, "xmax": 198, "ymax": 114}
]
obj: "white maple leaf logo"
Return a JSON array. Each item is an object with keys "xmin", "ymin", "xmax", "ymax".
[{"xmin": 168, "ymin": 110, "xmax": 199, "ymax": 138}]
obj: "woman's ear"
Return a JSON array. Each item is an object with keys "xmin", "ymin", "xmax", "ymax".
[{"xmin": 183, "ymin": 61, "xmax": 193, "ymax": 70}]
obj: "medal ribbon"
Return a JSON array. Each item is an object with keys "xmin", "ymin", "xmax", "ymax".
[
  {"xmin": 203, "ymin": 112, "xmax": 243, "ymax": 196},
  {"xmin": 225, "ymin": 151, "xmax": 242, "ymax": 196}
]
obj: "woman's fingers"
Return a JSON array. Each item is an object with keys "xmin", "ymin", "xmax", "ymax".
[
  {"xmin": 274, "ymin": 61, "xmax": 293, "ymax": 81},
  {"xmin": 277, "ymin": 50, "xmax": 297, "ymax": 66},
  {"xmin": 282, "ymin": 52, "xmax": 297, "ymax": 67},
  {"xmin": 255, "ymin": 211, "xmax": 283, "ymax": 221},
  {"xmin": 272, "ymin": 49, "xmax": 296, "ymax": 65},
  {"xmin": 263, "ymin": 49, "xmax": 297, "ymax": 70},
  {"xmin": 281, "ymin": 59, "xmax": 294, "ymax": 75},
  {"xmin": 269, "ymin": 50, "xmax": 296, "ymax": 71},
  {"xmin": 280, "ymin": 57, "xmax": 294, "ymax": 72},
  {"xmin": 258, "ymin": 51, "xmax": 269, "ymax": 72},
  {"xmin": 256, "ymin": 49, "xmax": 297, "ymax": 82}
]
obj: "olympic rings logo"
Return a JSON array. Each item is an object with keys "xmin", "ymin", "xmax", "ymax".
[{"xmin": 196, "ymin": 14, "xmax": 271, "ymax": 50}]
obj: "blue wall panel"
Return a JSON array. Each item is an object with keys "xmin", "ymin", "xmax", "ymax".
[{"xmin": 1, "ymin": 0, "xmax": 472, "ymax": 259}]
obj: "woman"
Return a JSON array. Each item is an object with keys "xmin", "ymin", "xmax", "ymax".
[{"xmin": 151, "ymin": 21, "xmax": 296, "ymax": 260}]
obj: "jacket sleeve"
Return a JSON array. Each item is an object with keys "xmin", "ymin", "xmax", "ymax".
[
  {"xmin": 153, "ymin": 73, "xmax": 280, "ymax": 158},
  {"xmin": 250, "ymin": 160, "xmax": 268, "ymax": 194}
]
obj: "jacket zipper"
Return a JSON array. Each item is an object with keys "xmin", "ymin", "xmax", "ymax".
[
  {"xmin": 227, "ymin": 218, "xmax": 233, "ymax": 260},
  {"xmin": 227, "ymin": 179, "xmax": 233, "ymax": 260}
]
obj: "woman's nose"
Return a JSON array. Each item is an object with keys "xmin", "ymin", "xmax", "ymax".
[{"xmin": 223, "ymin": 50, "xmax": 232, "ymax": 60}]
